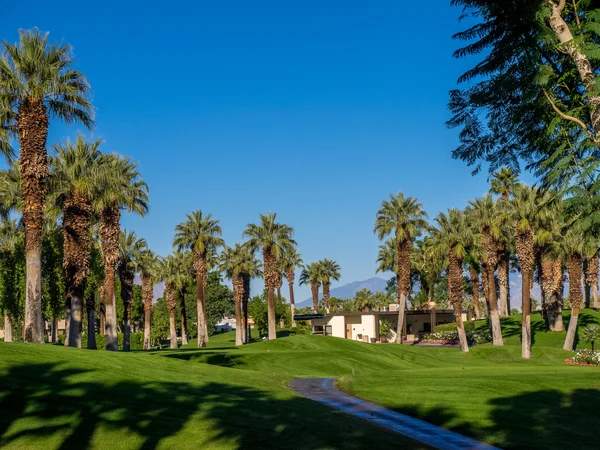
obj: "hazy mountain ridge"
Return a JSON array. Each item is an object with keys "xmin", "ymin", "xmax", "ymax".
[{"xmin": 297, "ymin": 277, "xmax": 388, "ymax": 309}]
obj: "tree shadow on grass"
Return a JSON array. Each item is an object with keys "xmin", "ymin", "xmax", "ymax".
[
  {"xmin": 387, "ymin": 386, "xmax": 600, "ymax": 450},
  {"xmin": 0, "ymin": 362, "xmax": 418, "ymax": 449}
]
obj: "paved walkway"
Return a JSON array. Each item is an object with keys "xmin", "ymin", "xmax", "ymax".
[{"xmin": 290, "ymin": 378, "xmax": 498, "ymax": 450}]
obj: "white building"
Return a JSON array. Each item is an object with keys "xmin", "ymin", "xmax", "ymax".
[{"xmin": 304, "ymin": 309, "xmax": 462, "ymax": 342}]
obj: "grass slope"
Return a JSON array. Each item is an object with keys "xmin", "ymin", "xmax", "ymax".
[
  {"xmin": 1, "ymin": 309, "xmax": 599, "ymax": 449},
  {"xmin": 0, "ymin": 339, "xmax": 427, "ymax": 449}
]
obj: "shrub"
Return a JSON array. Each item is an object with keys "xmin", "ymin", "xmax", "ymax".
[
  {"xmin": 422, "ymin": 329, "xmax": 491, "ymax": 345},
  {"xmin": 566, "ymin": 349, "xmax": 600, "ymax": 366},
  {"xmin": 433, "ymin": 321, "xmax": 475, "ymax": 333},
  {"xmin": 59, "ymin": 332, "xmax": 145, "ymax": 350}
]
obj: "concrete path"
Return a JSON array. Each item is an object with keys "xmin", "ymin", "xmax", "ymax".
[{"xmin": 290, "ymin": 378, "xmax": 498, "ymax": 450}]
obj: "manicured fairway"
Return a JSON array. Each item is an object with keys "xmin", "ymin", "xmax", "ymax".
[{"xmin": 1, "ymin": 310, "xmax": 599, "ymax": 449}]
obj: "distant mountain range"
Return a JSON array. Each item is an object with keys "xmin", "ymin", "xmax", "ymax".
[{"xmin": 296, "ymin": 277, "xmax": 388, "ymax": 309}]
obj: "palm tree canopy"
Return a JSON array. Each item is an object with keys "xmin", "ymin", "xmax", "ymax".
[
  {"xmin": 243, "ymin": 212, "xmax": 296, "ymax": 258},
  {"xmin": 299, "ymin": 262, "xmax": 321, "ymax": 287},
  {"xmin": 279, "ymin": 247, "xmax": 302, "ymax": 277},
  {"xmin": 48, "ymin": 135, "xmax": 104, "ymax": 209},
  {"xmin": 135, "ymin": 248, "xmax": 159, "ymax": 281},
  {"xmin": 374, "ymin": 192, "xmax": 428, "ymax": 242},
  {"xmin": 318, "ymin": 258, "xmax": 341, "ymax": 283},
  {"xmin": 490, "ymin": 167, "xmax": 518, "ymax": 198},
  {"xmin": 467, "ymin": 195, "xmax": 504, "ymax": 241},
  {"xmin": 510, "ymin": 184, "xmax": 553, "ymax": 233},
  {"xmin": 220, "ymin": 243, "xmax": 262, "ymax": 280},
  {"xmin": 431, "ymin": 208, "xmax": 474, "ymax": 262},
  {"xmin": 0, "ymin": 28, "xmax": 93, "ymax": 134},
  {"xmin": 94, "ymin": 153, "xmax": 149, "ymax": 216},
  {"xmin": 174, "ymin": 210, "xmax": 224, "ymax": 257},
  {"xmin": 118, "ymin": 229, "xmax": 147, "ymax": 277},
  {"xmin": 376, "ymin": 238, "xmax": 396, "ymax": 273}
]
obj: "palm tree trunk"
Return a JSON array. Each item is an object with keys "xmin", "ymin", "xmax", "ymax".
[
  {"xmin": 586, "ymin": 255, "xmax": 599, "ymax": 309},
  {"xmin": 18, "ymin": 99, "xmax": 49, "ymax": 344},
  {"xmin": 521, "ymin": 269, "xmax": 532, "ymax": 359},
  {"xmin": 180, "ymin": 295, "xmax": 188, "ymax": 346},
  {"xmin": 323, "ymin": 281, "xmax": 331, "ymax": 314},
  {"xmin": 99, "ymin": 286, "xmax": 106, "ymax": 335},
  {"xmin": 123, "ymin": 303, "xmax": 131, "ymax": 351},
  {"xmin": 142, "ymin": 275, "xmax": 153, "ymax": 349},
  {"xmin": 4, "ymin": 315, "xmax": 13, "ymax": 342},
  {"xmin": 100, "ymin": 208, "xmax": 121, "ymax": 352},
  {"xmin": 267, "ymin": 288, "xmax": 277, "ymax": 339},
  {"xmin": 64, "ymin": 297, "xmax": 71, "ymax": 347},
  {"xmin": 143, "ymin": 309, "xmax": 151, "ymax": 349},
  {"xmin": 310, "ymin": 281, "xmax": 319, "ymax": 313},
  {"xmin": 449, "ymin": 248, "xmax": 468, "ymax": 352},
  {"xmin": 469, "ymin": 268, "xmax": 482, "ymax": 319},
  {"xmin": 498, "ymin": 254, "xmax": 510, "ymax": 317},
  {"xmin": 243, "ymin": 298, "xmax": 249, "ymax": 343},
  {"xmin": 169, "ymin": 309, "xmax": 178, "ymax": 349},
  {"xmin": 233, "ymin": 275, "xmax": 244, "ymax": 346},
  {"xmin": 104, "ymin": 266, "xmax": 118, "ymax": 351},
  {"xmin": 487, "ymin": 267, "xmax": 503, "ymax": 346},
  {"xmin": 68, "ymin": 293, "xmax": 83, "ymax": 348},
  {"xmin": 288, "ymin": 281, "xmax": 296, "ymax": 327},
  {"xmin": 51, "ymin": 317, "xmax": 57, "ymax": 343},
  {"xmin": 87, "ymin": 306, "xmax": 97, "ymax": 350},
  {"xmin": 564, "ymin": 253, "xmax": 583, "ymax": 351},
  {"xmin": 196, "ymin": 262, "xmax": 207, "ymax": 347}
]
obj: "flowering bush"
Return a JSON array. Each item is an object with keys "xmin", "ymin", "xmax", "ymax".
[
  {"xmin": 421, "ymin": 330, "xmax": 491, "ymax": 345},
  {"xmin": 565, "ymin": 349, "xmax": 600, "ymax": 366}
]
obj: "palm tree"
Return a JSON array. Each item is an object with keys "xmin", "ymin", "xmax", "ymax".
[
  {"xmin": 158, "ymin": 255, "xmax": 179, "ymax": 349},
  {"xmin": 374, "ymin": 193, "xmax": 428, "ymax": 343},
  {"xmin": 490, "ymin": 168, "xmax": 518, "ymax": 317},
  {"xmin": 95, "ymin": 154, "xmax": 148, "ymax": 351},
  {"xmin": 300, "ymin": 262, "xmax": 321, "ymax": 313},
  {"xmin": 468, "ymin": 195, "xmax": 504, "ymax": 346},
  {"xmin": 0, "ymin": 29, "xmax": 93, "ymax": 342},
  {"xmin": 220, "ymin": 244, "xmax": 259, "ymax": 346},
  {"xmin": 510, "ymin": 184, "xmax": 548, "ymax": 359},
  {"xmin": 49, "ymin": 136, "xmax": 103, "ymax": 348},
  {"xmin": 318, "ymin": 259, "xmax": 341, "ymax": 313},
  {"xmin": 242, "ymin": 253, "xmax": 262, "ymax": 343},
  {"xmin": 244, "ymin": 213, "xmax": 296, "ymax": 340},
  {"xmin": 583, "ymin": 247, "xmax": 600, "ymax": 309},
  {"xmin": 466, "ymin": 257, "xmax": 483, "ymax": 320},
  {"xmin": 563, "ymin": 230, "xmax": 586, "ymax": 351},
  {"xmin": 118, "ymin": 230, "xmax": 147, "ymax": 351},
  {"xmin": 174, "ymin": 210, "xmax": 224, "ymax": 348},
  {"xmin": 135, "ymin": 248, "xmax": 159, "ymax": 350},
  {"xmin": 279, "ymin": 247, "xmax": 302, "ymax": 326},
  {"xmin": 354, "ymin": 288, "xmax": 374, "ymax": 312},
  {"xmin": 173, "ymin": 250, "xmax": 193, "ymax": 345},
  {"xmin": 0, "ymin": 218, "xmax": 21, "ymax": 342},
  {"xmin": 431, "ymin": 209, "xmax": 473, "ymax": 352}
]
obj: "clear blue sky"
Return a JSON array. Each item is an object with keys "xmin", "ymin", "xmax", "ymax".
[{"xmin": 5, "ymin": 1, "xmax": 523, "ymax": 300}]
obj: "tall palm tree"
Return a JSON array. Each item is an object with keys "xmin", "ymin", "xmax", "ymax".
[
  {"xmin": 563, "ymin": 231, "xmax": 586, "ymax": 351},
  {"xmin": 244, "ymin": 213, "xmax": 296, "ymax": 340},
  {"xmin": 242, "ymin": 253, "xmax": 262, "ymax": 343},
  {"xmin": 135, "ymin": 248, "xmax": 159, "ymax": 350},
  {"xmin": 300, "ymin": 262, "xmax": 321, "ymax": 313},
  {"xmin": 468, "ymin": 195, "xmax": 504, "ymax": 346},
  {"xmin": 490, "ymin": 168, "xmax": 518, "ymax": 317},
  {"xmin": 584, "ymin": 248, "xmax": 600, "ymax": 309},
  {"xmin": 220, "ymin": 244, "xmax": 259, "ymax": 346},
  {"xmin": 174, "ymin": 210, "xmax": 224, "ymax": 348},
  {"xmin": 510, "ymin": 184, "xmax": 548, "ymax": 359},
  {"xmin": 118, "ymin": 229, "xmax": 147, "ymax": 351},
  {"xmin": 279, "ymin": 247, "xmax": 302, "ymax": 326},
  {"xmin": 318, "ymin": 259, "xmax": 341, "ymax": 313},
  {"xmin": 354, "ymin": 288, "xmax": 374, "ymax": 312},
  {"xmin": 431, "ymin": 209, "xmax": 474, "ymax": 353},
  {"xmin": 374, "ymin": 193, "xmax": 428, "ymax": 343},
  {"xmin": 0, "ymin": 29, "xmax": 93, "ymax": 342},
  {"xmin": 173, "ymin": 250, "xmax": 193, "ymax": 346},
  {"xmin": 0, "ymin": 218, "xmax": 21, "ymax": 342},
  {"xmin": 49, "ymin": 136, "xmax": 103, "ymax": 348},
  {"xmin": 158, "ymin": 254, "xmax": 179, "ymax": 349},
  {"xmin": 95, "ymin": 154, "xmax": 148, "ymax": 351}
]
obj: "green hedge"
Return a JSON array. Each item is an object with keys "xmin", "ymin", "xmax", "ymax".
[
  {"xmin": 58, "ymin": 332, "xmax": 145, "ymax": 350},
  {"xmin": 434, "ymin": 321, "xmax": 475, "ymax": 333}
]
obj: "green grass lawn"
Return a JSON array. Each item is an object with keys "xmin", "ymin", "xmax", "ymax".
[{"xmin": 1, "ymin": 309, "xmax": 599, "ymax": 449}]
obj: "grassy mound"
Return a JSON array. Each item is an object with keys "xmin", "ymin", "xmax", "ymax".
[{"xmin": 1, "ymin": 309, "xmax": 598, "ymax": 449}]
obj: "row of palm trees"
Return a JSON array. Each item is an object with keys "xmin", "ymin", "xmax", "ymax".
[
  {"xmin": 299, "ymin": 259, "xmax": 341, "ymax": 314},
  {"xmin": 375, "ymin": 168, "xmax": 600, "ymax": 358}
]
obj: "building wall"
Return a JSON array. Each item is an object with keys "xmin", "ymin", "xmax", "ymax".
[
  {"xmin": 348, "ymin": 315, "xmax": 376, "ymax": 341},
  {"xmin": 328, "ymin": 315, "xmax": 345, "ymax": 338}
]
